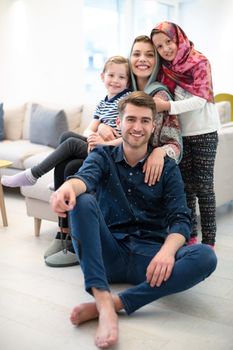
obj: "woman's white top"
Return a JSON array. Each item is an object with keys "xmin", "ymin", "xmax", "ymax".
[{"xmin": 169, "ymin": 86, "xmax": 221, "ymax": 137}]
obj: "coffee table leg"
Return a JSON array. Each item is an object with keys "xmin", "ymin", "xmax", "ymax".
[{"xmin": 0, "ymin": 183, "xmax": 8, "ymax": 226}]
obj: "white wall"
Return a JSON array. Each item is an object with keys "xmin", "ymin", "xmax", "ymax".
[
  {"xmin": 0, "ymin": 0, "xmax": 84, "ymax": 107},
  {"xmin": 0, "ymin": 0, "xmax": 232, "ymax": 107},
  {"xmin": 179, "ymin": 0, "xmax": 233, "ymax": 94}
]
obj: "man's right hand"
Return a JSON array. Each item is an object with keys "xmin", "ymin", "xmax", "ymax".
[{"xmin": 50, "ymin": 181, "xmax": 76, "ymax": 217}]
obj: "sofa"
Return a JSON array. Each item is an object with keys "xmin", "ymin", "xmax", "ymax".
[
  {"xmin": 1, "ymin": 100, "xmax": 233, "ymax": 236},
  {"xmin": 0, "ymin": 101, "xmax": 95, "ymax": 234},
  {"xmin": 0, "ymin": 102, "xmax": 96, "ymax": 174}
]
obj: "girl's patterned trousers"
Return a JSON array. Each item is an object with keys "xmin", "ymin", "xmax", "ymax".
[{"xmin": 179, "ymin": 131, "xmax": 218, "ymax": 245}]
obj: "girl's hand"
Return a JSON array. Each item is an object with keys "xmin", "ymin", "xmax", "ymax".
[
  {"xmin": 143, "ymin": 147, "xmax": 166, "ymax": 185},
  {"xmin": 98, "ymin": 123, "xmax": 120, "ymax": 141},
  {"xmin": 153, "ymin": 96, "xmax": 170, "ymax": 112}
]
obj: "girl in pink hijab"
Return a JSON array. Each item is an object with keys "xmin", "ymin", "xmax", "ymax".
[{"xmin": 151, "ymin": 21, "xmax": 220, "ymax": 248}]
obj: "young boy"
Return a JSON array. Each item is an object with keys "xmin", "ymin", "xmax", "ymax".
[{"xmin": 1, "ymin": 55, "xmax": 131, "ymax": 188}]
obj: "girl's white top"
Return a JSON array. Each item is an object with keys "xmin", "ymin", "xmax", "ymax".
[{"xmin": 169, "ymin": 86, "xmax": 221, "ymax": 137}]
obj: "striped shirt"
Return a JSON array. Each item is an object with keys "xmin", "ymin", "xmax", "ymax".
[{"xmin": 94, "ymin": 89, "xmax": 131, "ymax": 133}]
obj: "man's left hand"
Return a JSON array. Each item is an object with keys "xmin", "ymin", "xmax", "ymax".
[{"xmin": 146, "ymin": 249, "xmax": 175, "ymax": 287}]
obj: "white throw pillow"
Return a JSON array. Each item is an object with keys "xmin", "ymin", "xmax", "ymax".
[
  {"xmin": 3, "ymin": 104, "xmax": 26, "ymax": 140},
  {"xmin": 64, "ymin": 105, "xmax": 83, "ymax": 133}
]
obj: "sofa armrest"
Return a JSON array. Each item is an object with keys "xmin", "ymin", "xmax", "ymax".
[{"xmin": 216, "ymin": 101, "xmax": 231, "ymax": 124}]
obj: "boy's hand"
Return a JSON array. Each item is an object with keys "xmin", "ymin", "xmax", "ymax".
[
  {"xmin": 87, "ymin": 133, "xmax": 105, "ymax": 150},
  {"xmin": 98, "ymin": 123, "xmax": 120, "ymax": 141}
]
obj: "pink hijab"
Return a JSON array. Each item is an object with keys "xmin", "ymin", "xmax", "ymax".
[{"xmin": 151, "ymin": 21, "xmax": 214, "ymax": 102}]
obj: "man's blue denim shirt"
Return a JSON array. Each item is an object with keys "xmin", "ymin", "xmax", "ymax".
[{"xmin": 71, "ymin": 144, "xmax": 191, "ymax": 243}]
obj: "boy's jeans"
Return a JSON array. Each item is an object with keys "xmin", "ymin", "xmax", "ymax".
[{"xmin": 69, "ymin": 193, "xmax": 217, "ymax": 315}]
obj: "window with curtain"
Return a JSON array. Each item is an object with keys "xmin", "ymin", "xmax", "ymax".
[
  {"xmin": 84, "ymin": 0, "xmax": 123, "ymax": 101},
  {"xmin": 84, "ymin": 0, "xmax": 178, "ymax": 102}
]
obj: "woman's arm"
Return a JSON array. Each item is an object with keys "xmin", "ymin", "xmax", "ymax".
[
  {"xmin": 144, "ymin": 90, "xmax": 182, "ymax": 185},
  {"xmin": 153, "ymin": 90, "xmax": 182, "ymax": 162}
]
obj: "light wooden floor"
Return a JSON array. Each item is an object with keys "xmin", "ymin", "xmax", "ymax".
[{"xmin": 0, "ymin": 189, "xmax": 233, "ymax": 350}]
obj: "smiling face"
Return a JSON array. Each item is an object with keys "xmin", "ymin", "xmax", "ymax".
[
  {"xmin": 118, "ymin": 103, "xmax": 155, "ymax": 150},
  {"xmin": 101, "ymin": 62, "xmax": 129, "ymax": 99},
  {"xmin": 151, "ymin": 32, "xmax": 178, "ymax": 62},
  {"xmin": 130, "ymin": 40, "xmax": 156, "ymax": 83}
]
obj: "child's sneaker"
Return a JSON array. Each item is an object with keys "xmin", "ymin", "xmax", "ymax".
[{"xmin": 44, "ymin": 232, "xmax": 73, "ymax": 258}]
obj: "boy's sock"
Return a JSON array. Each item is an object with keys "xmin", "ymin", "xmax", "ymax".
[{"xmin": 1, "ymin": 168, "xmax": 37, "ymax": 187}]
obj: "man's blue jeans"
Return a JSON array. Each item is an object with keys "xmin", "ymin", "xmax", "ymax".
[{"xmin": 69, "ymin": 193, "xmax": 217, "ymax": 315}]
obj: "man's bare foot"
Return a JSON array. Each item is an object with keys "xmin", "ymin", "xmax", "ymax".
[
  {"xmin": 95, "ymin": 306, "xmax": 118, "ymax": 348},
  {"xmin": 70, "ymin": 302, "xmax": 99, "ymax": 325},
  {"xmin": 93, "ymin": 289, "xmax": 119, "ymax": 348},
  {"xmin": 70, "ymin": 294, "xmax": 122, "ymax": 348},
  {"xmin": 70, "ymin": 295, "xmax": 123, "ymax": 327},
  {"xmin": 95, "ymin": 300, "xmax": 118, "ymax": 348}
]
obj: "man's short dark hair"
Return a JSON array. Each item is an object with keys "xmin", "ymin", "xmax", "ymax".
[{"xmin": 118, "ymin": 91, "xmax": 156, "ymax": 121}]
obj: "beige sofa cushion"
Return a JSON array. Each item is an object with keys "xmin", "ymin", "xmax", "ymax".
[
  {"xmin": 0, "ymin": 140, "xmax": 54, "ymax": 169},
  {"xmin": 4, "ymin": 104, "xmax": 26, "ymax": 140},
  {"xmin": 64, "ymin": 105, "xmax": 83, "ymax": 133},
  {"xmin": 78, "ymin": 103, "xmax": 96, "ymax": 134}
]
